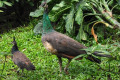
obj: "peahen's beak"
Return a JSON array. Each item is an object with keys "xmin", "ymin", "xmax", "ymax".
[
  {"xmin": 40, "ymin": 2, "xmax": 46, "ymax": 7},
  {"xmin": 40, "ymin": 0, "xmax": 47, "ymax": 7},
  {"xmin": 40, "ymin": 2, "xmax": 48, "ymax": 9}
]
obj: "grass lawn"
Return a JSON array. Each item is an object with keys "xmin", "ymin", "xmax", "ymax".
[{"xmin": 0, "ymin": 24, "xmax": 120, "ymax": 80}]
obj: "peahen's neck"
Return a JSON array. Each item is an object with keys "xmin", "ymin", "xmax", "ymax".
[
  {"xmin": 11, "ymin": 43, "xmax": 19, "ymax": 54},
  {"xmin": 42, "ymin": 9, "xmax": 54, "ymax": 35}
]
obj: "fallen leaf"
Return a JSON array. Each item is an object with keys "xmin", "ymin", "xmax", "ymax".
[{"xmin": 91, "ymin": 27, "xmax": 98, "ymax": 43}]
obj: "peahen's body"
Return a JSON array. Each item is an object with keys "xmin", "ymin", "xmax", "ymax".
[
  {"xmin": 40, "ymin": 2, "xmax": 112, "ymax": 74},
  {"xmin": 11, "ymin": 37, "xmax": 35, "ymax": 72}
]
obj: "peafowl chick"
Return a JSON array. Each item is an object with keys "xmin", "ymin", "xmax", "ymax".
[{"xmin": 11, "ymin": 37, "xmax": 35, "ymax": 73}]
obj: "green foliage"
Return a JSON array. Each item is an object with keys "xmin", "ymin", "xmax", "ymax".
[
  {"xmin": 76, "ymin": 25, "xmax": 87, "ymax": 41},
  {"xmin": 30, "ymin": 8, "xmax": 44, "ymax": 17},
  {"xmin": 33, "ymin": 20, "xmax": 43, "ymax": 35},
  {"xmin": 75, "ymin": 5, "xmax": 83, "ymax": 25},
  {"xmin": 0, "ymin": 10, "xmax": 3, "ymax": 12},
  {"xmin": 0, "ymin": 0, "xmax": 40, "ymax": 32},
  {"xmin": 0, "ymin": 1, "xmax": 12, "ymax": 7},
  {"xmin": 48, "ymin": 0, "xmax": 85, "ymax": 37},
  {"xmin": 49, "ymin": 1, "xmax": 71, "ymax": 22},
  {"xmin": 0, "ymin": 0, "xmax": 12, "ymax": 12},
  {"xmin": 65, "ymin": 6, "xmax": 74, "ymax": 35}
]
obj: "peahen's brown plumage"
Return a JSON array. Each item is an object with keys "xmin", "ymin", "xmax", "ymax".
[{"xmin": 42, "ymin": 31, "xmax": 101, "ymax": 74}]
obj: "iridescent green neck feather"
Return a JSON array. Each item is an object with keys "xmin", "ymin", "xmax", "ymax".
[{"xmin": 42, "ymin": 11, "xmax": 54, "ymax": 35}]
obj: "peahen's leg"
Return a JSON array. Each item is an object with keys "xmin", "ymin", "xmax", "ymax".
[
  {"xmin": 57, "ymin": 56, "xmax": 62, "ymax": 73},
  {"xmin": 64, "ymin": 59, "xmax": 71, "ymax": 74}
]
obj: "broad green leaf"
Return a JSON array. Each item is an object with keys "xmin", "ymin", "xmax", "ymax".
[
  {"xmin": 0, "ymin": 1, "xmax": 3, "ymax": 7},
  {"xmin": 76, "ymin": 25, "xmax": 87, "ymax": 41},
  {"xmin": 110, "ymin": 47, "xmax": 118, "ymax": 52},
  {"xmin": 75, "ymin": 4, "xmax": 83, "ymax": 25},
  {"xmin": 47, "ymin": 0, "xmax": 52, "ymax": 3},
  {"xmin": 16, "ymin": 0, "xmax": 19, "ymax": 2},
  {"xmin": 0, "ymin": 10, "xmax": 3, "ymax": 12},
  {"xmin": 80, "ymin": 48, "xmax": 92, "ymax": 52},
  {"xmin": 30, "ymin": 8, "xmax": 44, "ymax": 17},
  {"xmin": 56, "ymin": 18, "xmax": 65, "ymax": 33},
  {"xmin": 40, "ymin": 0, "xmax": 52, "ymax": 7},
  {"xmin": 33, "ymin": 20, "xmax": 43, "ymax": 35},
  {"xmin": 72, "ymin": 0, "xmax": 79, "ymax": 2},
  {"xmin": 91, "ymin": 26, "xmax": 98, "ymax": 43},
  {"xmin": 3, "ymin": 1, "xmax": 12, "ymax": 6},
  {"xmin": 65, "ymin": 6, "xmax": 74, "ymax": 34},
  {"xmin": 73, "ymin": 54, "xmax": 87, "ymax": 60},
  {"xmin": 116, "ymin": 31, "xmax": 120, "ymax": 34},
  {"xmin": 49, "ymin": 1, "xmax": 71, "ymax": 22}
]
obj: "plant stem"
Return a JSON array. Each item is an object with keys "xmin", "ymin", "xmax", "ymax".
[
  {"xmin": 102, "ymin": 0, "xmax": 111, "ymax": 11},
  {"xmin": 99, "ymin": 7, "xmax": 120, "ymax": 29}
]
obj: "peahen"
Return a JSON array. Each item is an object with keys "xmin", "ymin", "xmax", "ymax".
[
  {"xmin": 39, "ymin": 2, "xmax": 112, "ymax": 74},
  {"xmin": 11, "ymin": 37, "xmax": 35, "ymax": 73}
]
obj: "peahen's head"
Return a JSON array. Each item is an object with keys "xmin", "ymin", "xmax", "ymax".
[
  {"xmin": 40, "ymin": 1, "xmax": 48, "ymax": 10},
  {"xmin": 11, "ymin": 37, "xmax": 17, "ymax": 45},
  {"xmin": 41, "ymin": 3, "xmax": 47, "ymax": 8}
]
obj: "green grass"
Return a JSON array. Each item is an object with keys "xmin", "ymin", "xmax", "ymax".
[{"xmin": 0, "ymin": 25, "xmax": 120, "ymax": 80}]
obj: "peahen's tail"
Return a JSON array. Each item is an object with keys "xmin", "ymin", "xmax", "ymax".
[
  {"xmin": 86, "ymin": 55, "xmax": 101, "ymax": 64},
  {"xmin": 92, "ymin": 51, "xmax": 112, "ymax": 58},
  {"xmin": 26, "ymin": 63, "xmax": 35, "ymax": 70},
  {"xmin": 86, "ymin": 51, "xmax": 112, "ymax": 64}
]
